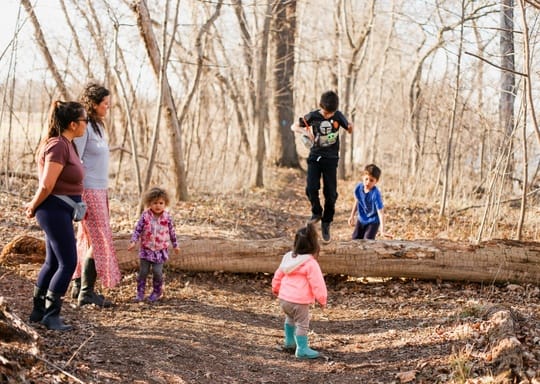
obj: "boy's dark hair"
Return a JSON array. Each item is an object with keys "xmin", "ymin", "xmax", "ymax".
[
  {"xmin": 143, "ymin": 187, "xmax": 170, "ymax": 207},
  {"xmin": 319, "ymin": 90, "xmax": 339, "ymax": 113},
  {"xmin": 364, "ymin": 164, "xmax": 382, "ymax": 180},
  {"xmin": 293, "ymin": 222, "xmax": 320, "ymax": 255}
]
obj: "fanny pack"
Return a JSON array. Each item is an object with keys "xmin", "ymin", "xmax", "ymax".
[{"xmin": 54, "ymin": 195, "xmax": 87, "ymax": 222}]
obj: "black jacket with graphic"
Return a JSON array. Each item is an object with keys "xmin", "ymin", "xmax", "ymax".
[{"xmin": 300, "ymin": 109, "xmax": 349, "ymax": 159}]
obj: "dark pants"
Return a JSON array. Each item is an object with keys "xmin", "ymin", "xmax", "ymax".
[
  {"xmin": 35, "ymin": 195, "xmax": 79, "ymax": 295},
  {"xmin": 138, "ymin": 259, "xmax": 164, "ymax": 281},
  {"xmin": 352, "ymin": 220, "xmax": 379, "ymax": 240},
  {"xmin": 306, "ymin": 156, "xmax": 338, "ymax": 223}
]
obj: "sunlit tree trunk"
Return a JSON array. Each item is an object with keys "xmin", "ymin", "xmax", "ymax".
[
  {"xmin": 141, "ymin": 0, "xmax": 181, "ymax": 209},
  {"xmin": 499, "ymin": 0, "xmax": 515, "ymax": 180},
  {"xmin": 440, "ymin": 0, "xmax": 466, "ymax": 217},
  {"xmin": 255, "ymin": 1, "xmax": 273, "ymax": 187},
  {"xmin": 21, "ymin": 0, "xmax": 69, "ymax": 100},
  {"xmin": 272, "ymin": 0, "xmax": 299, "ymax": 168},
  {"xmin": 338, "ymin": 0, "xmax": 374, "ymax": 179},
  {"xmin": 132, "ymin": 0, "xmax": 188, "ymax": 201}
]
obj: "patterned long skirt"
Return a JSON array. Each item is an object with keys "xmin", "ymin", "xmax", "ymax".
[{"xmin": 73, "ymin": 189, "xmax": 121, "ymax": 288}]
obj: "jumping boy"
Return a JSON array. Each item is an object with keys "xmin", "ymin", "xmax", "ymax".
[
  {"xmin": 292, "ymin": 90, "xmax": 353, "ymax": 243},
  {"xmin": 348, "ymin": 164, "xmax": 392, "ymax": 240}
]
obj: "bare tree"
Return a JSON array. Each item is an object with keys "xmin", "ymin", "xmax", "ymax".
[
  {"xmin": 499, "ymin": 0, "xmax": 516, "ymax": 178},
  {"xmin": 20, "ymin": 0, "xmax": 69, "ymax": 100},
  {"xmin": 254, "ymin": 1, "xmax": 273, "ymax": 187},
  {"xmin": 132, "ymin": 0, "xmax": 188, "ymax": 201},
  {"xmin": 143, "ymin": 0, "xmax": 181, "ymax": 201},
  {"xmin": 272, "ymin": 0, "xmax": 299, "ymax": 168},
  {"xmin": 516, "ymin": 0, "xmax": 540, "ymax": 239},
  {"xmin": 440, "ymin": 0, "xmax": 466, "ymax": 217},
  {"xmin": 338, "ymin": 0, "xmax": 374, "ymax": 179},
  {"xmin": 111, "ymin": 16, "xmax": 143, "ymax": 197}
]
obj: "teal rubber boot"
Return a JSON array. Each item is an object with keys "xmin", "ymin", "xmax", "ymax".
[
  {"xmin": 294, "ymin": 335, "xmax": 320, "ymax": 359},
  {"xmin": 283, "ymin": 323, "xmax": 296, "ymax": 350}
]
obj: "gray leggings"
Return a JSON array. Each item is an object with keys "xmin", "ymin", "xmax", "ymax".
[
  {"xmin": 279, "ymin": 299, "xmax": 311, "ymax": 336},
  {"xmin": 138, "ymin": 259, "xmax": 164, "ymax": 281}
]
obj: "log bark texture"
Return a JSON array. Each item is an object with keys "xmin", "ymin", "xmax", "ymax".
[
  {"xmin": 114, "ymin": 236, "xmax": 540, "ymax": 285},
  {"xmin": 3, "ymin": 235, "xmax": 540, "ymax": 285}
]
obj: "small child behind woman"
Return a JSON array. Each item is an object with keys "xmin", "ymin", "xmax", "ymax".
[
  {"xmin": 128, "ymin": 187, "xmax": 179, "ymax": 302},
  {"xmin": 272, "ymin": 222, "xmax": 327, "ymax": 359}
]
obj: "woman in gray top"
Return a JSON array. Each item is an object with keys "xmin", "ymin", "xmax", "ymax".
[{"xmin": 71, "ymin": 83, "xmax": 121, "ymax": 307}]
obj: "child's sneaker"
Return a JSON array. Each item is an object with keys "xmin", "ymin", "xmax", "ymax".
[{"xmin": 321, "ymin": 222, "xmax": 331, "ymax": 243}]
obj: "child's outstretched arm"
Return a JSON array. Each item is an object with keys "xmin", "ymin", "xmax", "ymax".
[
  {"xmin": 348, "ymin": 201, "xmax": 358, "ymax": 227},
  {"xmin": 377, "ymin": 208, "xmax": 394, "ymax": 239},
  {"xmin": 346, "ymin": 122, "xmax": 354, "ymax": 134}
]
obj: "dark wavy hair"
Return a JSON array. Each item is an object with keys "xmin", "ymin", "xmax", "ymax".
[
  {"xmin": 80, "ymin": 82, "xmax": 110, "ymax": 134},
  {"xmin": 293, "ymin": 222, "xmax": 320, "ymax": 257}
]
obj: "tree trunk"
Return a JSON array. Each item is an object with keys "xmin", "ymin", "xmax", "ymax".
[
  {"xmin": 5, "ymin": 235, "xmax": 539, "ymax": 285},
  {"xmin": 254, "ymin": 1, "xmax": 273, "ymax": 187},
  {"xmin": 4, "ymin": 235, "xmax": 539, "ymax": 285},
  {"xmin": 272, "ymin": 0, "xmax": 299, "ymax": 168},
  {"xmin": 132, "ymin": 0, "xmax": 188, "ymax": 201},
  {"xmin": 499, "ymin": 0, "xmax": 515, "ymax": 176},
  {"xmin": 439, "ymin": 0, "xmax": 465, "ymax": 217},
  {"xmin": 20, "ymin": 0, "xmax": 69, "ymax": 100}
]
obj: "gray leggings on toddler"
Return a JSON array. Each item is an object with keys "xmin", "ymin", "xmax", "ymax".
[
  {"xmin": 138, "ymin": 259, "xmax": 164, "ymax": 281},
  {"xmin": 279, "ymin": 299, "xmax": 310, "ymax": 336}
]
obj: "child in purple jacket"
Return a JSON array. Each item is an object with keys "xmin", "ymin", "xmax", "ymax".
[
  {"xmin": 272, "ymin": 222, "xmax": 327, "ymax": 359},
  {"xmin": 128, "ymin": 187, "xmax": 179, "ymax": 302}
]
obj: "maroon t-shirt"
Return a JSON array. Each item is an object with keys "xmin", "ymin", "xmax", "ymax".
[{"xmin": 39, "ymin": 135, "xmax": 84, "ymax": 195}]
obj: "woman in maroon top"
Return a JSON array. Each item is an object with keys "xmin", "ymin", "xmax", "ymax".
[{"xmin": 25, "ymin": 100, "xmax": 88, "ymax": 331}]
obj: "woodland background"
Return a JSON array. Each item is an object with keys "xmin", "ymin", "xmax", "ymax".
[
  {"xmin": 0, "ymin": 0, "xmax": 539, "ymax": 237},
  {"xmin": 1, "ymin": 2, "xmax": 540, "ymax": 383}
]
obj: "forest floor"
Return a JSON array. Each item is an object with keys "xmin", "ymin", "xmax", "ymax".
[{"xmin": 0, "ymin": 167, "xmax": 539, "ymax": 383}]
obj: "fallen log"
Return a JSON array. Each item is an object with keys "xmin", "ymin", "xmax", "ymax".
[
  {"xmin": 3, "ymin": 235, "xmax": 540, "ymax": 285},
  {"xmin": 114, "ymin": 237, "xmax": 540, "ymax": 285}
]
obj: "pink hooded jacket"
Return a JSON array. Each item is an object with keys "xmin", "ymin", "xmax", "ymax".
[{"xmin": 272, "ymin": 251, "xmax": 327, "ymax": 306}]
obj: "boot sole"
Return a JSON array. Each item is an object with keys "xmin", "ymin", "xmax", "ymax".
[{"xmin": 295, "ymin": 354, "xmax": 320, "ymax": 359}]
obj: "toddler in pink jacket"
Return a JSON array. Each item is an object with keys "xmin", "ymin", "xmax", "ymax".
[{"xmin": 272, "ymin": 222, "xmax": 327, "ymax": 359}]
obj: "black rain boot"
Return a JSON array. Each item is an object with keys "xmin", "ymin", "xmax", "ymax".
[
  {"xmin": 78, "ymin": 258, "xmax": 112, "ymax": 307},
  {"xmin": 29, "ymin": 286, "xmax": 47, "ymax": 323},
  {"xmin": 41, "ymin": 291, "xmax": 72, "ymax": 331},
  {"xmin": 70, "ymin": 278, "xmax": 81, "ymax": 300}
]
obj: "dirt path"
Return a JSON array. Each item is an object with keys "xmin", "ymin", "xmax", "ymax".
[
  {"xmin": 1, "ymin": 168, "xmax": 539, "ymax": 383},
  {"xmin": 1, "ymin": 266, "xmax": 539, "ymax": 383}
]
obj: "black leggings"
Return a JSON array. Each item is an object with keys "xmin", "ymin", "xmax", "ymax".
[
  {"xmin": 306, "ymin": 156, "xmax": 338, "ymax": 223},
  {"xmin": 35, "ymin": 195, "xmax": 79, "ymax": 295}
]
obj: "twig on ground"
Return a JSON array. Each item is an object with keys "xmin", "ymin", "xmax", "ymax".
[
  {"xmin": 65, "ymin": 332, "xmax": 95, "ymax": 368},
  {"xmin": 35, "ymin": 355, "xmax": 86, "ymax": 384}
]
